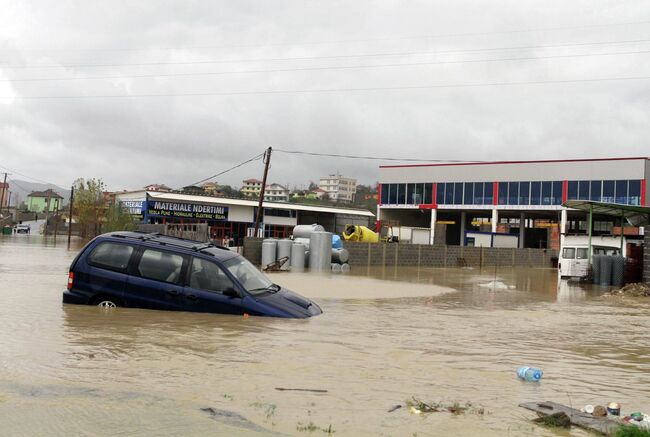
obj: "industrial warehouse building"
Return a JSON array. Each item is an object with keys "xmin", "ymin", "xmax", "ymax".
[
  {"xmin": 378, "ymin": 157, "xmax": 648, "ymax": 249},
  {"xmin": 115, "ymin": 190, "xmax": 373, "ymax": 245}
]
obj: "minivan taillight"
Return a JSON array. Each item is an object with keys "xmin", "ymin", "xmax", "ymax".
[{"xmin": 67, "ymin": 272, "xmax": 74, "ymax": 290}]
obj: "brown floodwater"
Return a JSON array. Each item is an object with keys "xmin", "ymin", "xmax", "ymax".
[{"xmin": 1, "ymin": 234, "xmax": 649, "ymax": 436}]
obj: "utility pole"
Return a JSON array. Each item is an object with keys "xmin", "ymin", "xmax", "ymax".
[
  {"xmin": 44, "ymin": 191, "xmax": 52, "ymax": 236},
  {"xmin": 67, "ymin": 185, "xmax": 74, "ymax": 248},
  {"xmin": 0, "ymin": 172, "xmax": 7, "ymax": 217},
  {"xmin": 253, "ymin": 147, "xmax": 272, "ymax": 238}
]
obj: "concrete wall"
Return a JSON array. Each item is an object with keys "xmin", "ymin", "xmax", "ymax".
[
  {"xmin": 242, "ymin": 237, "xmax": 557, "ymax": 268},
  {"xmin": 243, "ymin": 237, "xmax": 264, "ymax": 265},
  {"xmin": 343, "ymin": 242, "xmax": 557, "ymax": 268},
  {"xmin": 643, "ymin": 230, "xmax": 650, "ymax": 284}
]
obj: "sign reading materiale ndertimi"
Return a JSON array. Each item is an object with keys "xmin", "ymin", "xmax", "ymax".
[{"xmin": 146, "ymin": 201, "xmax": 228, "ymax": 220}]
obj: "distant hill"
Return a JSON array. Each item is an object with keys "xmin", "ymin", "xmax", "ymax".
[{"xmin": 7, "ymin": 180, "xmax": 71, "ymax": 208}]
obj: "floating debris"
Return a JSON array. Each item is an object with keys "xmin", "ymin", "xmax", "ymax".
[
  {"xmin": 387, "ymin": 405, "xmax": 402, "ymax": 413},
  {"xmin": 200, "ymin": 407, "xmax": 271, "ymax": 433},
  {"xmin": 405, "ymin": 397, "xmax": 486, "ymax": 415},
  {"xmin": 478, "ymin": 281, "xmax": 515, "ymax": 290},
  {"xmin": 607, "ymin": 283, "xmax": 650, "ymax": 298},
  {"xmin": 275, "ymin": 387, "xmax": 328, "ymax": 393},
  {"xmin": 533, "ymin": 412, "xmax": 571, "ymax": 428}
]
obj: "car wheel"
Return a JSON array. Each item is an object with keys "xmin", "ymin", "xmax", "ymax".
[{"xmin": 92, "ymin": 296, "xmax": 121, "ymax": 308}]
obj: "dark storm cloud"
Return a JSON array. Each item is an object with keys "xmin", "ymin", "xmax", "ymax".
[{"xmin": 1, "ymin": 0, "xmax": 649, "ymax": 191}]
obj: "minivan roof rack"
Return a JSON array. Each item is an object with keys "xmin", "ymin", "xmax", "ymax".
[{"xmin": 110, "ymin": 231, "xmax": 232, "ymax": 253}]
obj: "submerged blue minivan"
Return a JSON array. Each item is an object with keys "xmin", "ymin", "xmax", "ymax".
[{"xmin": 63, "ymin": 232, "xmax": 322, "ymax": 318}]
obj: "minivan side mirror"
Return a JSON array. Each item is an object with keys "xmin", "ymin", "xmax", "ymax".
[{"xmin": 223, "ymin": 287, "xmax": 240, "ymax": 298}]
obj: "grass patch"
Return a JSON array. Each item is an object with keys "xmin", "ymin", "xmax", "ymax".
[
  {"xmin": 614, "ymin": 427, "xmax": 650, "ymax": 437},
  {"xmin": 532, "ymin": 412, "xmax": 571, "ymax": 429}
]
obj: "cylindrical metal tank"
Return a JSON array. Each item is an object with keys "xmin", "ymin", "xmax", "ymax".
[
  {"xmin": 261, "ymin": 239, "xmax": 277, "ymax": 268},
  {"xmin": 293, "ymin": 224, "xmax": 325, "ymax": 239},
  {"xmin": 331, "ymin": 263, "xmax": 342, "ymax": 272},
  {"xmin": 331, "ymin": 248, "xmax": 349, "ymax": 264},
  {"xmin": 290, "ymin": 243, "xmax": 306, "ymax": 272},
  {"xmin": 309, "ymin": 231, "xmax": 332, "ymax": 271},
  {"xmin": 293, "ymin": 237, "xmax": 311, "ymax": 250},
  {"xmin": 600, "ymin": 256, "xmax": 612, "ymax": 286},
  {"xmin": 592, "ymin": 255, "xmax": 601, "ymax": 284},
  {"xmin": 611, "ymin": 256, "xmax": 625, "ymax": 286},
  {"xmin": 277, "ymin": 239, "xmax": 293, "ymax": 271},
  {"xmin": 341, "ymin": 263, "xmax": 351, "ymax": 273}
]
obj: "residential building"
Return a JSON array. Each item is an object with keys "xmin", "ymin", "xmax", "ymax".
[
  {"xmin": 312, "ymin": 188, "xmax": 327, "ymax": 199},
  {"xmin": 319, "ymin": 174, "xmax": 357, "ymax": 203},
  {"xmin": 0, "ymin": 182, "xmax": 8, "ymax": 208},
  {"xmin": 144, "ymin": 183, "xmax": 172, "ymax": 192},
  {"xmin": 26, "ymin": 189, "xmax": 64, "ymax": 213},
  {"xmin": 201, "ymin": 182, "xmax": 222, "ymax": 196},
  {"xmin": 264, "ymin": 184, "xmax": 290, "ymax": 202},
  {"xmin": 378, "ymin": 157, "xmax": 649, "ymax": 248},
  {"xmin": 241, "ymin": 178, "xmax": 263, "ymax": 197}
]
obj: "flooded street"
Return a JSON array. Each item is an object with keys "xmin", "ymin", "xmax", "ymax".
[{"xmin": 1, "ymin": 235, "xmax": 649, "ymax": 436}]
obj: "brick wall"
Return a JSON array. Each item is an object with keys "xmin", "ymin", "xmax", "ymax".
[{"xmin": 243, "ymin": 237, "xmax": 558, "ymax": 269}]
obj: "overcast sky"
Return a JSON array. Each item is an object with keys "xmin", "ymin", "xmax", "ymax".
[{"xmin": 1, "ymin": 0, "xmax": 649, "ymax": 192}]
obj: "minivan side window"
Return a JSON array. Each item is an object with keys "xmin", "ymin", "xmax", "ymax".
[
  {"xmin": 189, "ymin": 258, "xmax": 234, "ymax": 294},
  {"xmin": 576, "ymin": 248, "xmax": 588, "ymax": 259},
  {"xmin": 87, "ymin": 242, "xmax": 135, "ymax": 271},
  {"xmin": 136, "ymin": 249, "xmax": 185, "ymax": 284},
  {"xmin": 562, "ymin": 248, "xmax": 576, "ymax": 259}
]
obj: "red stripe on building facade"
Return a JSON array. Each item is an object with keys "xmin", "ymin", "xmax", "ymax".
[
  {"xmin": 562, "ymin": 180, "xmax": 568, "ymax": 203},
  {"xmin": 642, "ymin": 179, "xmax": 647, "ymax": 206},
  {"xmin": 493, "ymin": 182, "xmax": 499, "ymax": 205},
  {"xmin": 377, "ymin": 183, "xmax": 382, "ymax": 206}
]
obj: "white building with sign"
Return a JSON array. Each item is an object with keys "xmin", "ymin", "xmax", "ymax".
[{"xmin": 116, "ymin": 190, "xmax": 373, "ymax": 243}]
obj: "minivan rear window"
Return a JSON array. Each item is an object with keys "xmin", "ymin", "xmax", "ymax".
[
  {"xmin": 576, "ymin": 248, "xmax": 588, "ymax": 259},
  {"xmin": 88, "ymin": 242, "xmax": 135, "ymax": 271}
]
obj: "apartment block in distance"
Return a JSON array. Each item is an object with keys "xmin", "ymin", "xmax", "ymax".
[
  {"xmin": 319, "ymin": 174, "xmax": 357, "ymax": 203},
  {"xmin": 241, "ymin": 178, "xmax": 263, "ymax": 198}
]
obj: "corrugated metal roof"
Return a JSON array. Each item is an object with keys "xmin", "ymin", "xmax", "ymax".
[
  {"xmin": 147, "ymin": 191, "xmax": 375, "ymax": 217},
  {"xmin": 563, "ymin": 200, "xmax": 650, "ymax": 226}
]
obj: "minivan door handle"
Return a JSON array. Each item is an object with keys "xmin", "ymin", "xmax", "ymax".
[
  {"xmin": 185, "ymin": 293, "xmax": 198, "ymax": 301},
  {"xmin": 166, "ymin": 289, "xmax": 181, "ymax": 296}
]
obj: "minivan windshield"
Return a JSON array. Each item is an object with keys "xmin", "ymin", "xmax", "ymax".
[{"xmin": 223, "ymin": 257, "xmax": 276, "ymax": 296}]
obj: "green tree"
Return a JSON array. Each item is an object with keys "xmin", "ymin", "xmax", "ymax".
[
  {"xmin": 219, "ymin": 185, "xmax": 244, "ymax": 199},
  {"xmin": 104, "ymin": 202, "xmax": 137, "ymax": 233},
  {"xmin": 73, "ymin": 178, "xmax": 106, "ymax": 238}
]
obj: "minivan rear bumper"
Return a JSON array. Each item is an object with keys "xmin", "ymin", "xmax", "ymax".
[{"xmin": 62, "ymin": 290, "xmax": 91, "ymax": 305}]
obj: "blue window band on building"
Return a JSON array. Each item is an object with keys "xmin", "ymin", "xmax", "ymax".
[{"xmin": 380, "ymin": 179, "xmax": 642, "ymax": 206}]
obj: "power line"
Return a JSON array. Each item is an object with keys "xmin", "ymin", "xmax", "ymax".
[
  {"xmin": 4, "ymin": 19, "xmax": 650, "ymax": 53},
  {"xmin": 4, "ymin": 49, "xmax": 649, "ymax": 83},
  {"xmin": 4, "ymin": 74, "xmax": 650, "ymax": 101},
  {"xmin": 275, "ymin": 149, "xmax": 486, "ymax": 163},
  {"xmin": 0, "ymin": 164, "xmax": 66, "ymax": 188},
  {"xmin": 4, "ymin": 37, "xmax": 650, "ymax": 69},
  {"xmin": 186, "ymin": 152, "xmax": 265, "ymax": 188}
]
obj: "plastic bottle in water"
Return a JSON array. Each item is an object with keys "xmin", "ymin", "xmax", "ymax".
[{"xmin": 517, "ymin": 366, "xmax": 543, "ymax": 382}]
